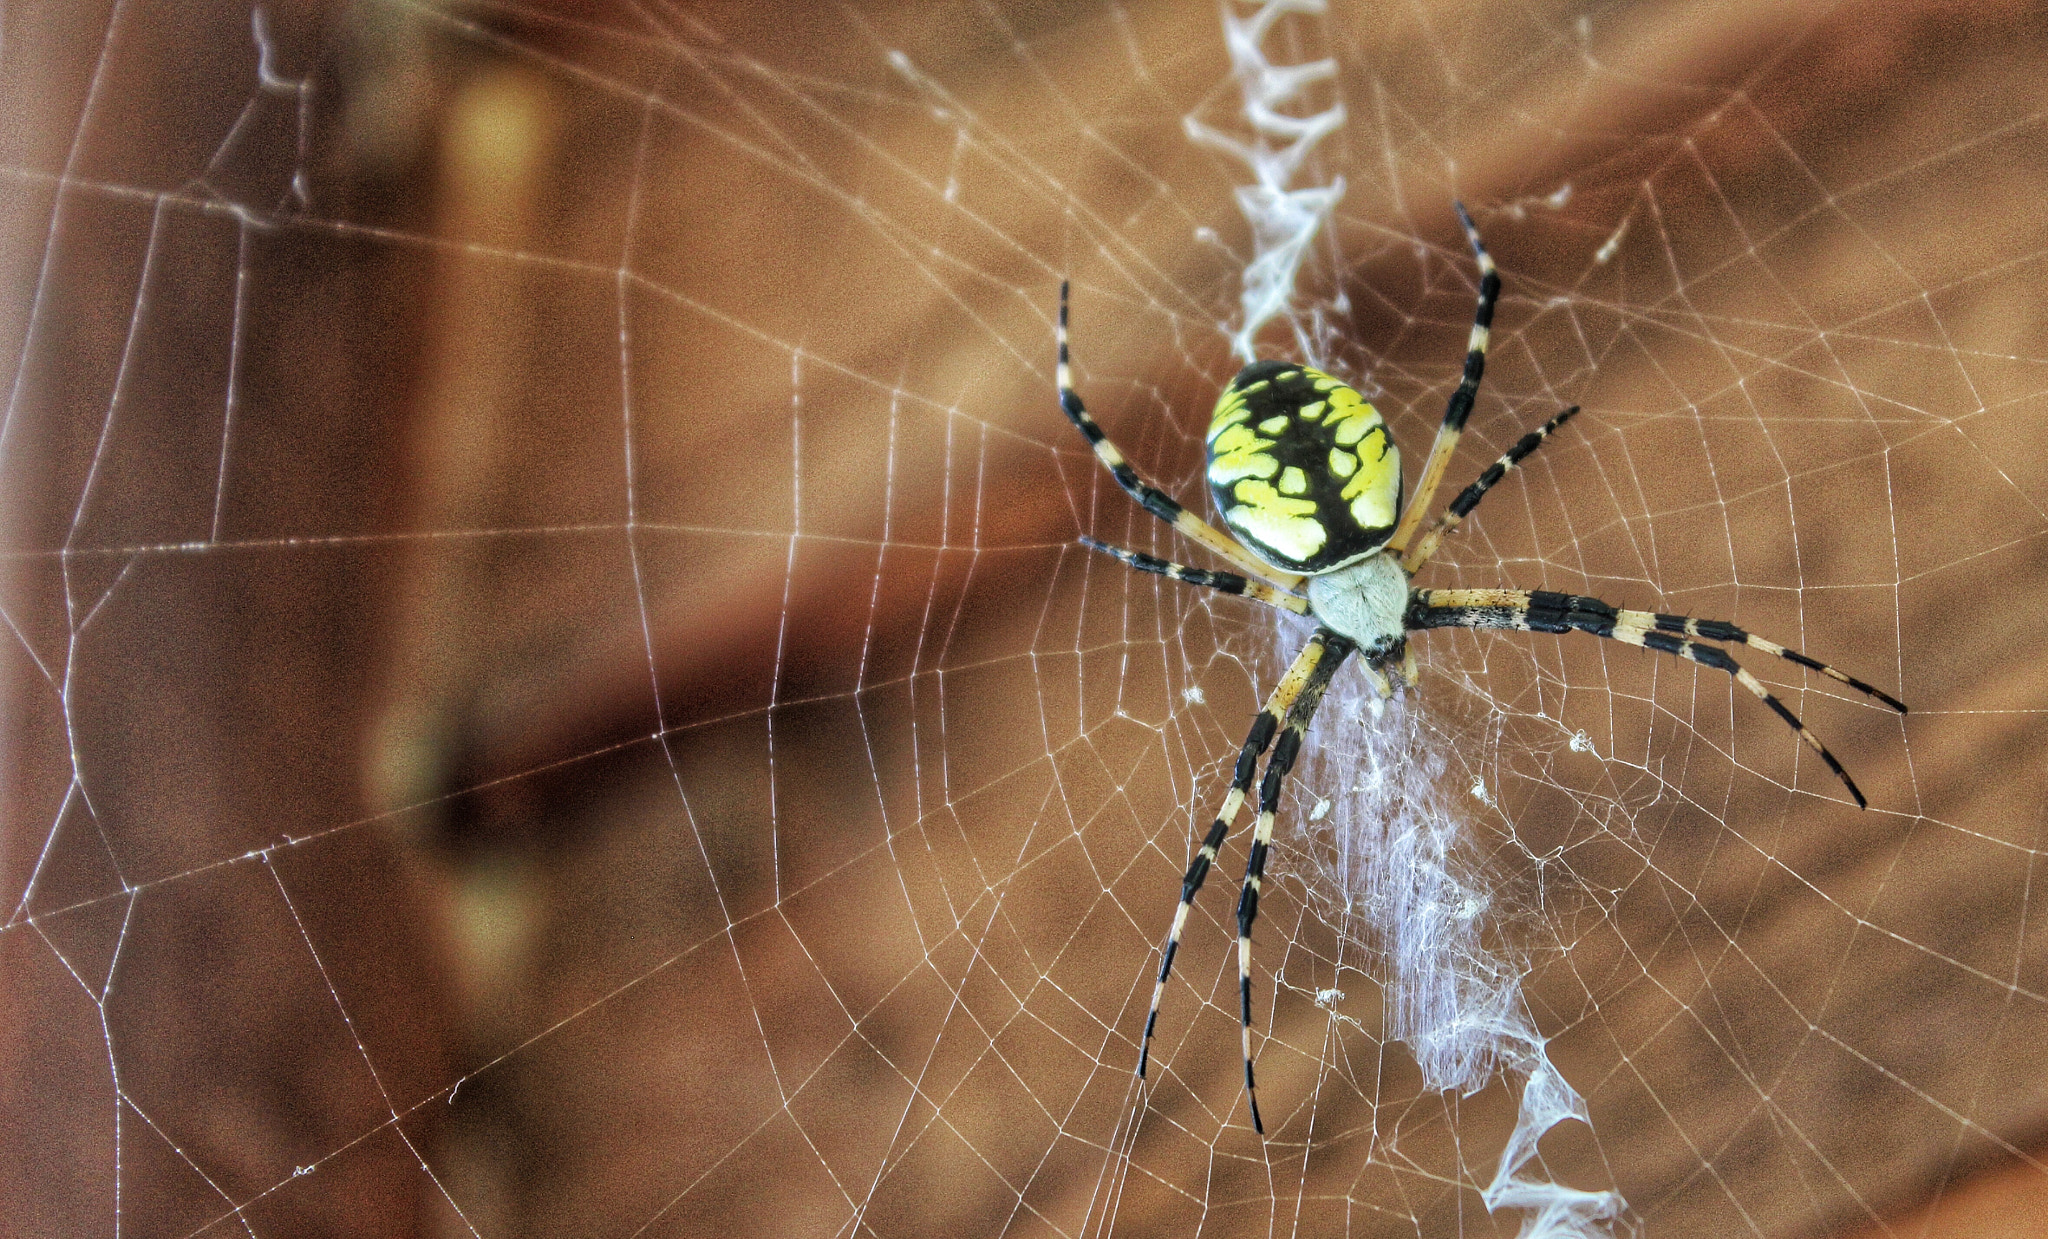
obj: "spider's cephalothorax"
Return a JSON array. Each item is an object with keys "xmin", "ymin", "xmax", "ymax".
[{"xmin": 1053, "ymin": 204, "xmax": 1907, "ymax": 1137}]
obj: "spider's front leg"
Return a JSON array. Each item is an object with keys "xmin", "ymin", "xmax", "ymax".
[
  {"xmin": 1138, "ymin": 630, "xmax": 1335, "ymax": 1082},
  {"xmin": 1408, "ymin": 589, "xmax": 1906, "ymax": 807},
  {"xmin": 1235, "ymin": 629, "xmax": 1356, "ymax": 1135}
]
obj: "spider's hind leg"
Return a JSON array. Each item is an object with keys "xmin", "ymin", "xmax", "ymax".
[
  {"xmin": 1387, "ymin": 203, "xmax": 1501, "ymax": 557},
  {"xmin": 1056, "ymin": 283, "xmax": 1307, "ymax": 594}
]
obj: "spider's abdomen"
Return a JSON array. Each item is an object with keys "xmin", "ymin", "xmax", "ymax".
[{"xmin": 1206, "ymin": 360, "xmax": 1402, "ymax": 575}]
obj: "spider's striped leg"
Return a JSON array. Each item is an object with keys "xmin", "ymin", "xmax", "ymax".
[
  {"xmin": 1058, "ymin": 282, "xmax": 1307, "ymax": 595},
  {"xmin": 1387, "ymin": 203, "xmax": 1501, "ymax": 557},
  {"xmin": 1407, "ymin": 589, "xmax": 1906, "ymax": 808},
  {"xmin": 1081, "ymin": 538, "xmax": 1390, "ymax": 694},
  {"xmin": 1080, "ymin": 536, "xmax": 1394, "ymax": 698},
  {"xmin": 1237, "ymin": 629, "xmax": 1356, "ymax": 1135},
  {"xmin": 1640, "ymin": 611, "xmax": 1908, "ymax": 715},
  {"xmin": 1138, "ymin": 630, "xmax": 1336, "ymax": 1082},
  {"xmin": 1400, "ymin": 405, "xmax": 1579, "ymax": 574},
  {"xmin": 1413, "ymin": 589, "xmax": 1908, "ymax": 713},
  {"xmin": 1079, "ymin": 536, "xmax": 1311, "ymax": 617}
]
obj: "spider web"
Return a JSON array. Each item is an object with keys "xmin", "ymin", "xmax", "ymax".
[{"xmin": 5, "ymin": 2, "xmax": 2048, "ymax": 1237}]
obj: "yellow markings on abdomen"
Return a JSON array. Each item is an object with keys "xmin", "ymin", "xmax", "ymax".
[
  {"xmin": 1225, "ymin": 478, "xmax": 1326, "ymax": 563},
  {"xmin": 1208, "ymin": 421, "xmax": 1279, "ymax": 487},
  {"xmin": 1325, "ymin": 383, "xmax": 1400, "ymax": 533},
  {"xmin": 1338, "ymin": 420, "xmax": 1399, "ymax": 529},
  {"xmin": 1208, "ymin": 361, "xmax": 1404, "ymax": 572},
  {"xmin": 1207, "ymin": 389, "xmax": 1253, "ymax": 442}
]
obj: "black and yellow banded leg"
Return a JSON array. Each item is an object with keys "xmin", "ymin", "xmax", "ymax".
[
  {"xmin": 1401, "ymin": 405, "xmax": 1580, "ymax": 574},
  {"xmin": 1236, "ymin": 629, "xmax": 1356, "ymax": 1134},
  {"xmin": 1081, "ymin": 535, "xmax": 1396, "ymax": 697},
  {"xmin": 1059, "ymin": 282, "xmax": 1307, "ymax": 595},
  {"xmin": 1387, "ymin": 203, "xmax": 1501, "ymax": 557},
  {"xmin": 1079, "ymin": 536, "xmax": 1312, "ymax": 616},
  {"xmin": 1138, "ymin": 630, "xmax": 1337, "ymax": 1083},
  {"xmin": 1407, "ymin": 589, "xmax": 1906, "ymax": 808},
  {"xmin": 1643, "ymin": 611, "xmax": 1908, "ymax": 714}
]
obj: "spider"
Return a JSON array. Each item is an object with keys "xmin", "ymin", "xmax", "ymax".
[{"xmin": 1056, "ymin": 204, "xmax": 1908, "ymax": 1136}]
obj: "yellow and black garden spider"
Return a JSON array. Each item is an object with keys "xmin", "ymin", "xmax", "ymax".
[{"xmin": 1058, "ymin": 204, "xmax": 1908, "ymax": 1136}]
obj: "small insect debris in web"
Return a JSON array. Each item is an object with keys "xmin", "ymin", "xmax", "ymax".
[{"xmin": 1054, "ymin": 203, "xmax": 1907, "ymax": 1135}]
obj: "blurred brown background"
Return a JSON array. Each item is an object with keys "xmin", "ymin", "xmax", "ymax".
[{"xmin": 4, "ymin": 1, "xmax": 2047, "ymax": 1236}]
